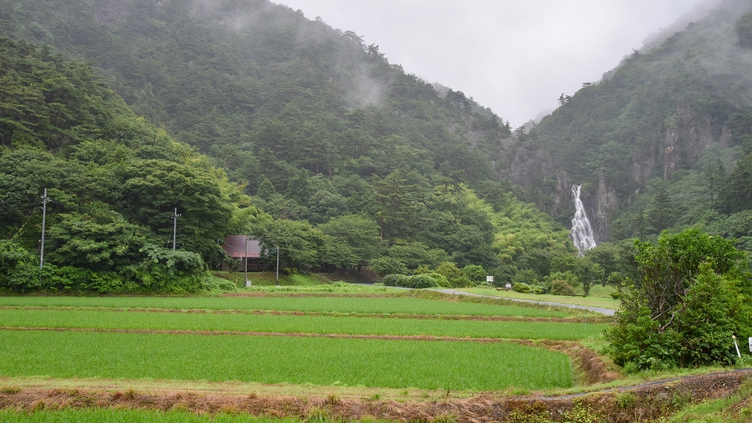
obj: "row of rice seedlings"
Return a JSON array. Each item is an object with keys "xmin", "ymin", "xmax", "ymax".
[
  {"xmin": 0, "ymin": 296, "xmax": 572, "ymax": 318},
  {"xmin": 0, "ymin": 309, "xmax": 607, "ymax": 340},
  {"xmin": 0, "ymin": 330, "xmax": 573, "ymax": 391}
]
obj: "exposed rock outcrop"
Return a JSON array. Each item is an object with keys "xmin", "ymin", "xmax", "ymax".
[{"xmin": 592, "ymin": 170, "xmax": 618, "ymax": 243}]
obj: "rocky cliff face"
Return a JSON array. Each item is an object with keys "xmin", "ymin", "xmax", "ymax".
[
  {"xmin": 587, "ymin": 102, "xmax": 729, "ymax": 242},
  {"xmin": 661, "ymin": 102, "xmax": 724, "ymax": 180},
  {"xmin": 497, "ymin": 137, "xmax": 572, "ymax": 218},
  {"xmin": 497, "ymin": 100, "xmax": 730, "ymax": 244},
  {"xmin": 590, "ymin": 170, "xmax": 618, "ymax": 243}
]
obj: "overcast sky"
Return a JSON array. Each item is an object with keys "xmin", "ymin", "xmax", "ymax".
[{"xmin": 273, "ymin": 0, "xmax": 721, "ymax": 126}]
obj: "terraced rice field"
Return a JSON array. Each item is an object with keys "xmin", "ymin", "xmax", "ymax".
[
  {"xmin": 0, "ymin": 288, "xmax": 610, "ymax": 421},
  {"xmin": 0, "ymin": 294, "xmax": 574, "ymax": 317}
]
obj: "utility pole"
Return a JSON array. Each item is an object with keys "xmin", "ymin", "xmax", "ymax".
[
  {"xmin": 275, "ymin": 245, "xmax": 280, "ymax": 286},
  {"xmin": 171, "ymin": 208, "xmax": 181, "ymax": 252},
  {"xmin": 39, "ymin": 188, "xmax": 49, "ymax": 270},
  {"xmin": 244, "ymin": 236, "xmax": 249, "ymax": 286}
]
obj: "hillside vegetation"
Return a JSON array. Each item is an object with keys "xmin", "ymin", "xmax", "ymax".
[
  {"xmin": 0, "ymin": 0, "xmax": 592, "ymax": 291},
  {"xmin": 0, "ymin": 37, "xmax": 252, "ymax": 292},
  {"xmin": 525, "ymin": 0, "xmax": 752, "ymax": 250},
  {"xmin": 2, "ymin": 0, "xmax": 750, "ymax": 296}
]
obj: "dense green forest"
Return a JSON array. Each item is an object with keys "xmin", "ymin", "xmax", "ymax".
[
  {"xmin": 1, "ymin": 0, "xmax": 608, "ymax": 293},
  {"xmin": 2, "ymin": 0, "xmax": 750, "ymax": 295},
  {"xmin": 0, "ymin": 37, "xmax": 251, "ymax": 292}
]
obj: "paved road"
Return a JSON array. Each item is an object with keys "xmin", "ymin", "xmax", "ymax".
[{"xmin": 433, "ymin": 289, "xmax": 616, "ymax": 316}]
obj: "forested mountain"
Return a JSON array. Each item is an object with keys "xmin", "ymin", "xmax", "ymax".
[
  {"xmin": 2, "ymin": 0, "xmax": 591, "ymax": 292},
  {"xmin": 0, "ymin": 37, "xmax": 253, "ymax": 292},
  {"xmin": 6, "ymin": 0, "xmax": 748, "ymax": 294},
  {"xmin": 522, "ymin": 0, "xmax": 752, "ymax": 251}
]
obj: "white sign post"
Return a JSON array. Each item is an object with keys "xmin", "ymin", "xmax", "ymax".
[
  {"xmin": 486, "ymin": 276, "xmax": 494, "ymax": 283},
  {"xmin": 749, "ymin": 337, "xmax": 752, "ymax": 353}
]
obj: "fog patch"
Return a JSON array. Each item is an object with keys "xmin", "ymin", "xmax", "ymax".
[
  {"xmin": 640, "ymin": 0, "xmax": 724, "ymax": 52},
  {"xmin": 602, "ymin": 0, "xmax": 752, "ymax": 103},
  {"xmin": 344, "ymin": 68, "xmax": 390, "ymax": 108}
]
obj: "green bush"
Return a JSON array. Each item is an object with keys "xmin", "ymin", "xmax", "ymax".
[
  {"xmin": 383, "ymin": 274, "xmax": 438, "ymax": 289},
  {"xmin": 549, "ymin": 279, "xmax": 577, "ymax": 296},
  {"xmin": 406, "ymin": 274, "xmax": 439, "ymax": 288},
  {"xmin": 199, "ymin": 275, "xmax": 238, "ymax": 292},
  {"xmin": 513, "ymin": 282, "xmax": 532, "ymax": 293},
  {"xmin": 436, "ymin": 261, "xmax": 461, "ymax": 280},
  {"xmin": 383, "ymin": 274, "xmax": 408, "ymax": 287},
  {"xmin": 0, "ymin": 240, "xmax": 40, "ymax": 292},
  {"xmin": 425, "ymin": 272, "xmax": 450, "ymax": 287},
  {"xmin": 461, "ymin": 264, "xmax": 487, "ymax": 283},
  {"xmin": 606, "ymin": 229, "xmax": 752, "ymax": 370},
  {"xmin": 450, "ymin": 275, "xmax": 473, "ymax": 288}
]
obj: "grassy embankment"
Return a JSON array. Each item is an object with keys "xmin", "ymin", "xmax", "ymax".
[{"xmin": 0, "ymin": 409, "xmax": 302, "ymax": 422}]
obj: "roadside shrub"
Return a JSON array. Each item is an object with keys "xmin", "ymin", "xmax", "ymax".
[
  {"xmin": 549, "ymin": 279, "xmax": 577, "ymax": 296},
  {"xmin": 383, "ymin": 274, "xmax": 437, "ymax": 288},
  {"xmin": 383, "ymin": 274, "xmax": 407, "ymax": 287},
  {"xmin": 513, "ymin": 282, "xmax": 532, "ymax": 293},
  {"xmin": 405, "ymin": 274, "xmax": 439, "ymax": 288},
  {"xmin": 450, "ymin": 275, "xmax": 473, "ymax": 288},
  {"xmin": 425, "ymin": 272, "xmax": 450, "ymax": 287},
  {"xmin": 0, "ymin": 240, "xmax": 39, "ymax": 292},
  {"xmin": 461, "ymin": 264, "xmax": 486, "ymax": 283},
  {"xmin": 606, "ymin": 229, "xmax": 752, "ymax": 370},
  {"xmin": 436, "ymin": 261, "xmax": 461, "ymax": 280},
  {"xmin": 199, "ymin": 276, "xmax": 237, "ymax": 292},
  {"xmin": 544, "ymin": 271, "xmax": 578, "ymax": 290}
]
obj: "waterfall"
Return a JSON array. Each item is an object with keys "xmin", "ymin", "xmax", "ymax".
[{"xmin": 570, "ymin": 185, "xmax": 596, "ymax": 255}]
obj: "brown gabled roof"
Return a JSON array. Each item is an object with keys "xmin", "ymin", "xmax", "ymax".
[{"xmin": 222, "ymin": 235, "xmax": 262, "ymax": 259}]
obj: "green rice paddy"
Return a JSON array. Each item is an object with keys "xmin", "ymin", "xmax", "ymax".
[
  {"xmin": 0, "ymin": 330, "xmax": 573, "ymax": 390},
  {"xmin": 0, "ymin": 295, "xmax": 572, "ymax": 318},
  {"xmin": 0, "ymin": 288, "xmax": 606, "ymax": 395},
  {"xmin": 0, "ymin": 308, "xmax": 607, "ymax": 340}
]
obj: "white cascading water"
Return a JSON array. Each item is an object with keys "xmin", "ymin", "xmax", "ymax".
[{"xmin": 570, "ymin": 185, "xmax": 597, "ymax": 256}]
